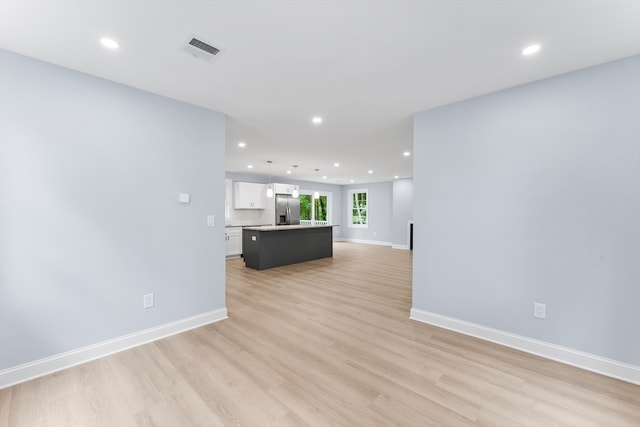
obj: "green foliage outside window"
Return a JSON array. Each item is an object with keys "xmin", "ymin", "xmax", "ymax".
[
  {"xmin": 300, "ymin": 194, "xmax": 328, "ymax": 222},
  {"xmin": 300, "ymin": 194, "xmax": 312, "ymax": 220},
  {"xmin": 315, "ymin": 195, "xmax": 328, "ymax": 221},
  {"xmin": 351, "ymin": 191, "xmax": 367, "ymax": 225}
]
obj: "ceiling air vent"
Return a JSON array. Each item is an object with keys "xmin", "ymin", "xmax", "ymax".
[{"xmin": 182, "ymin": 36, "xmax": 223, "ymax": 62}]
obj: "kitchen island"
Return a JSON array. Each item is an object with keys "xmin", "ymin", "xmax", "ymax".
[{"xmin": 242, "ymin": 225, "xmax": 336, "ymax": 270}]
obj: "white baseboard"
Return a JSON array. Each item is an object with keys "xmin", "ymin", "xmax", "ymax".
[
  {"xmin": 0, "ymin": 308, "xmax": 228, "ymax": 389},
  {"xmin": 391, "ymin": 244, "xmax": 410, "ymax": 250},
  {"xmin": 410, "ymin": 308, "xmax": 640, "ymax": 385},
  {"xmin": 340, "ymin": 238, "xmax": 392, "ymax": 246}
]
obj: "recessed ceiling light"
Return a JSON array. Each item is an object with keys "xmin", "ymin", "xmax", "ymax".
[
  {"xmin": 334, "ymin": 162, "xmax": 340, "ymax": 167},
  {"xmin": 322, "ymin": 175, "xmax": 327, "ymax": 179},
  {"xmin": 368, "ymin": 170, "xmax": 373, "ymax": 174},
  {"xmin": 312, "ymin": 116, "xmax": 323, "ymax": 124},
  {"xmin": 394, "ymin": 175, "xmax": 399, "ymax": 179},
  {"xmin": 403, "ymin": 151, "xmax": 411, "ymax": 157},
  {"xmin": 247, "ymin": 164, "xmax": 253, "ymax": 169},
  {"xmin": 100, "ymin": 38, "xmax": 120, "ymax": 49},
  {"xmin": 350, "ymin": 180, "xmax": 354, "ymax": 183},
  {"xmin": 286, "ymin": 170, "xmax": 292, "ymax": 174},
  {"xmin": 522, "ymin": 44, "xmax": 541, "ymax": 56},
  {"xmin": 238, "ymin": 142, "xmax": 246, "ymax": 148}
]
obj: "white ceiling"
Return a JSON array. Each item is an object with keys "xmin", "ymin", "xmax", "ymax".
[{"xmin": 1, "ymin": 1, "xmax": 639, "ymax": 184}]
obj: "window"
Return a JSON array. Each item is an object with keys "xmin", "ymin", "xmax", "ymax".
[
  {"xmin": 300, "ymin": 194, "xmax": 312, "ymax": 221},
  {"xmin": 314, "ymin": 195, "xmax": 328, "ymax": 223},
  {"xmin": 348, "ymin": 189, "xmax": 368, "ymax": 228},
  {"xmin": 300, "ymin": 191, "xmax": 331, "ymax": 225}
]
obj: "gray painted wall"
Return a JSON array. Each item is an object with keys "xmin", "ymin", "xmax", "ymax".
[
  {"xmin": 341, "ymin": 182, "xmax": 393, "ymax": 244},
  {"xmin": 0, "ymin": 50, "xmax": 227, "ymax": 369},
  {"xmin": 392, "ymin": 179, "xmax": 414, "ymax": 247},
  {"xmin": 412, "ymin": 55, "xmax": 640, "ymax": 365}
]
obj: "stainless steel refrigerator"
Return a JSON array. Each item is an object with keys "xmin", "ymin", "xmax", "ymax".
[{"xmin": 275, "ymin": 194, "xmax": 300, "ymax": 225}]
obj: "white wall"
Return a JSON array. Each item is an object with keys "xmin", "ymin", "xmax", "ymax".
[
  {"xmin": 341, "ymin": 182, "xmax": 393, "ymax": 244},
  {"xmin": 392, "ymin": 179, "xmax": 413, "ymax": 248},
  {"xmin": 0, "ymin": 50, "xmax": 227, "ymax": 370},
  {"xmin": 412, "ymin": 55, "xmax": 640, "ymax": 366}
]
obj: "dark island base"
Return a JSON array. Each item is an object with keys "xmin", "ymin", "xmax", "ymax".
[{"xmin": 242, "ymin": 227, "xmax": 333, "ymax": 270}]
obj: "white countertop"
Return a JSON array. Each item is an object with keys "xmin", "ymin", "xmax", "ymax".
[
  {"xmin": 243, "ymin": 224, "xmax": 338, "ymax": 231},
  {"xmin": 226, "ymin": 224, "xmax": 271, "ymax": 228}
]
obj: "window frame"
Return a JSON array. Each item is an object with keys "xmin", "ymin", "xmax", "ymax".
[
  {"xmin": 299, "ymin": 190, "xmax": 331, "ymax": 225},
  {"xmin": 348, "ymin": 188, "xmax": 368, "ymax": 228}
]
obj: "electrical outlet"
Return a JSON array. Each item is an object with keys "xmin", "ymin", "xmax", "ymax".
[
  {"xmin": 533, "ymin": 302, "xmax": 546, "ymax": 319},
  {"xmin": 144, "ymin": 293, "xmax": 154, "ymax": 309}
]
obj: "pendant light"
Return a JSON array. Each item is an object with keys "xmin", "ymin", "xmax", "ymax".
[
  {"xmin": 291, "ymin": 165, "xmax": 299, "ymax": 198},
  {"xmin": 313, "ymin": 168, "xmax": 320, "ymax": 199},
  {"xmin": 266, "ymin": 160, "xmax": 274, "ymax": 197}
]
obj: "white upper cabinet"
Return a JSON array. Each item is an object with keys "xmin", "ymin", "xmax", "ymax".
[
  {"xmin": 273, "ymin": 183, "xmax": 299, "ymax": 195},
  {"xmin": 233, "ymin": 182, "xmax": 266, "ymax": 209}
]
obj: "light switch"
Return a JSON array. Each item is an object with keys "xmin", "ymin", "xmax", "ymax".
[
  {"xmin": 179, "ymin": 193, "xmax": 190, "ymax": 203},
  {"xmin": 251, "ymin": 235, "xmax": 257, "ymax": 241},
  {"xmin": 143, "ymin": 293, "xmax": 154, "ymax": 309},
  {"xmin": 207, "ymin": 215, "xmax": 215, "ymax": 227}
]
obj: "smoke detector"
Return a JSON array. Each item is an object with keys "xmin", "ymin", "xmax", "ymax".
[{"xmin": 182, "ymin": 36, "xmax": 224, "ymax": 62}]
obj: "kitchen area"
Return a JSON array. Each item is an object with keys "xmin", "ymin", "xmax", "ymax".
[
  {"xmin": 225, "ymin": 178, "xmax": 337, "ymax": 269},
  {"xmin": 224, "ymin": 180, "xmax": 297, "ymax": 258}
]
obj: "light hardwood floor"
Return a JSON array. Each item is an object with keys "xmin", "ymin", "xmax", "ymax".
[{"xmin": 1, "ymin": 242, "xmax": 638, "ymax": 426}]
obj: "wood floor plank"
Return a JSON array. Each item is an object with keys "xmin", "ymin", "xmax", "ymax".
[
  {"xmin": 2, "ymin": 242, "xmax": 638, "ymax": 426},
  {"xmin": 0, "ymin": 387, "xmax": 11, "ymax": 427}
]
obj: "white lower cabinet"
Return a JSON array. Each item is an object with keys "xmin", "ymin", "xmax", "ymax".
[{"xmin": 225, "ymin": 227, "xmax": 242, "ymax": 257}]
